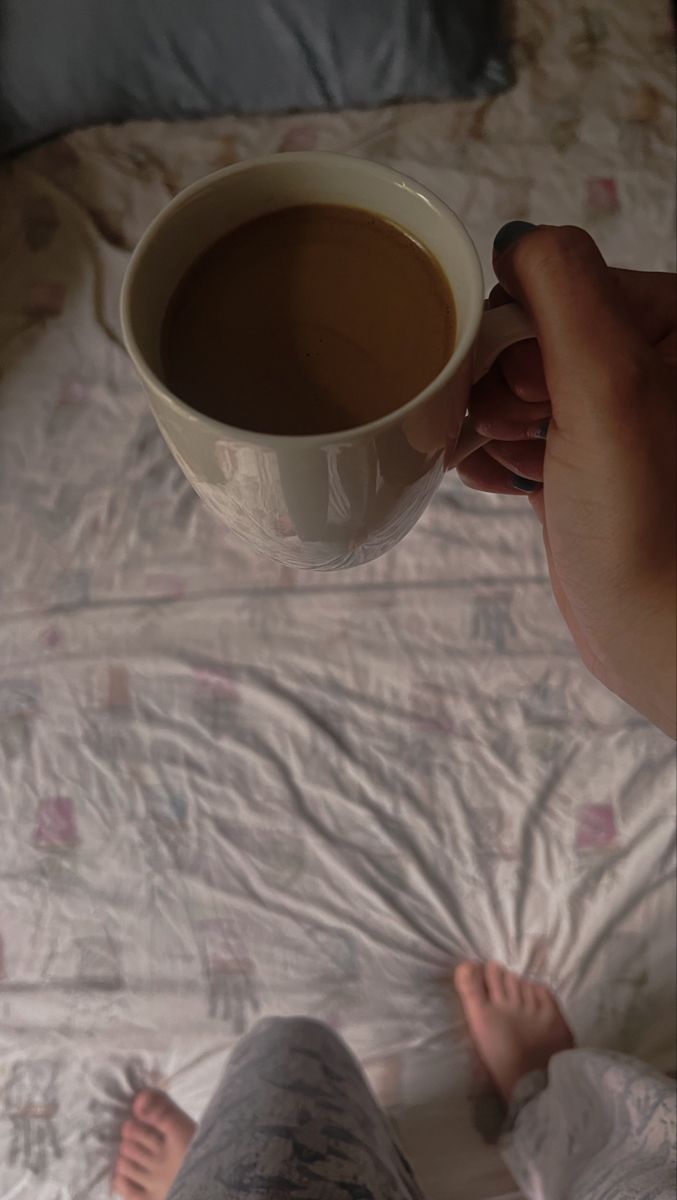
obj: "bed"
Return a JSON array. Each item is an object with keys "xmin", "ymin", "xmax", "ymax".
[{"xmin": 0, "ymin": 2, "xmax": 675, "ymax": 1197}]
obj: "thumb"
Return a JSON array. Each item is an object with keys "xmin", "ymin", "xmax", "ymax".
[{"xmin": 492, "ymin": 224, "xmax": 652, "ymax": 439}]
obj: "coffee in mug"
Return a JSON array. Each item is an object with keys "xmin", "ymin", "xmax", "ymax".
[{"xmin": 160, "ymin": 203, "xmax": 457, "ymax": 437}]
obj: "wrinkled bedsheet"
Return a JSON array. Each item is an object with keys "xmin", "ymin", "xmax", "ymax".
[{"xmin": 0, "ymin": 2, "xmax": 675, "ymax": 1198}]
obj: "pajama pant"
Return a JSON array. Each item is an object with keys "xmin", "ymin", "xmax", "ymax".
[{"xmin": 166, "ymin": 1017, "xmax": 676, "ymax": 1200}]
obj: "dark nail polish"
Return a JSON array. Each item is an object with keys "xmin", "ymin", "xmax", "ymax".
[
  {"xmin": 509, "ymin": 473, "xmax": 542, "ymax": 493},
  {"xmin": 493, "ymin": 220, "xmax": 537, "ymax": 255},
  {"xmin": 532, "ymin": 418, "xmax": 550, "ymax": 440}
]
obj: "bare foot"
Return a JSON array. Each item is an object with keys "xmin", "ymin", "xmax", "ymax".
[
  {"xmin": 113, "ymin": 1088, "xmax": 196, "ymax": 1199},
  {"xmin": 454, "ymin": 961, "xmax": 574, "ymax": 1102}
]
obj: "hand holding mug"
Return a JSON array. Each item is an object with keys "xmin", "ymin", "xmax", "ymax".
[{"xmin": 461, "ymin": 224, "xmax": 677, "ymax": 737}]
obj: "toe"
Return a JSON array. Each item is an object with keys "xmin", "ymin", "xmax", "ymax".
[
  {"xmin": 532, "ymin": 983, "xmax": 550, "ymax": 1010},
  {"xmin": 122, "ymin": 1119, "xmax": 161, "ymax": 1153},
  {"xmin": 519, "ymin": 978, "xmax": 539, "ymax": 1012},
  {"xmin": 133, "ymin": 1088, "xmax": 194, "ymax": 1142},
  {"xmin": 113, "ymin": 1174, "xmax": 147, "ymax": 1198},
  {"xmin": 117, "ymin": 1154, "xmax": 149, "ymax": 1181},
  {"xmin": 454, "ymin": 961, "xmax": 489, "ymax": 1004},
  {"xmin": 485, "ymin": 961, "xmax": 508, "ymax": 1005},
  {"xmin": 133, "ymin": 1088, "xmax": 165, "ymax": 1121},
  {"xmin": 502, "ymin": 969, "xmax": 523, "ymax": 1007},
  {"xmin": 132, "ymin": 1088, "xmax": 178, "ymax": 1134},
  {"xmin": 120, "ymin": 1135, "xmax": 153, "ymax": 1162}
]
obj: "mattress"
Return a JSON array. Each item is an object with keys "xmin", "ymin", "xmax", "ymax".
[{"xmin": 0, "ymin": 2, "xmax": 675, "ymax": 1197}]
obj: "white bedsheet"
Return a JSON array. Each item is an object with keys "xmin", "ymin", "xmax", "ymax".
[{"xmin": 0, "ymin": 2, "xmax": 675, "ymax": 1197}]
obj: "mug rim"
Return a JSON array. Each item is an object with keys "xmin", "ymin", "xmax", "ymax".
[{"xmin": 120, "ymin": 151, "xmax": 484, "ymax": 448}]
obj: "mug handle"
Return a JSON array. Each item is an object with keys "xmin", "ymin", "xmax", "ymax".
[{"xmin": 447, "ymin": 303, "xmax": 536, "ymax": 468}]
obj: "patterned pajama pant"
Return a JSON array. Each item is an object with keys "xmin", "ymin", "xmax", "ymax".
[{"xmin": 166, "ymin": 1018, "xmax": 676, "ymax": 1200}]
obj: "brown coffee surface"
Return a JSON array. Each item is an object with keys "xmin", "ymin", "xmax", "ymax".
[{"xmin": 161, "ymin": 204, "xmax": 455, "ymax": 436}]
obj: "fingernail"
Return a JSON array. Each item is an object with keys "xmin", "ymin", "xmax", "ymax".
[
  {"xmin": 509, "ymin": 473, "xmax": 542, "ymax": 493},
  {"xmin": 493, "ymin": 220, "xmax": 537, "ymax": 255},
  {"xmin": 526, "ymin": 418, "xmax": 550, "ymax": 440}
]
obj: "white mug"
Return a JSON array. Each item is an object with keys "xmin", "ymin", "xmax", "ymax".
[{"xmin": 121, "ymin": 153, "xmax": 532, "ymax": 570}]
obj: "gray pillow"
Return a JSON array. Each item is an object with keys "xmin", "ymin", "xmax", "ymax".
[{"xmin": 0, "ymin": 0, "xmax": 512, "ymax": 156}]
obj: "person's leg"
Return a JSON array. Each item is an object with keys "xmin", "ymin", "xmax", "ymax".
[
  {"xmin": 455, "ymin": 961, "xmax": 676, "ymax": 1200},
  {"xmin": 113, "ymin": 1016, "xmax": 424, "ymax": 1200}
]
